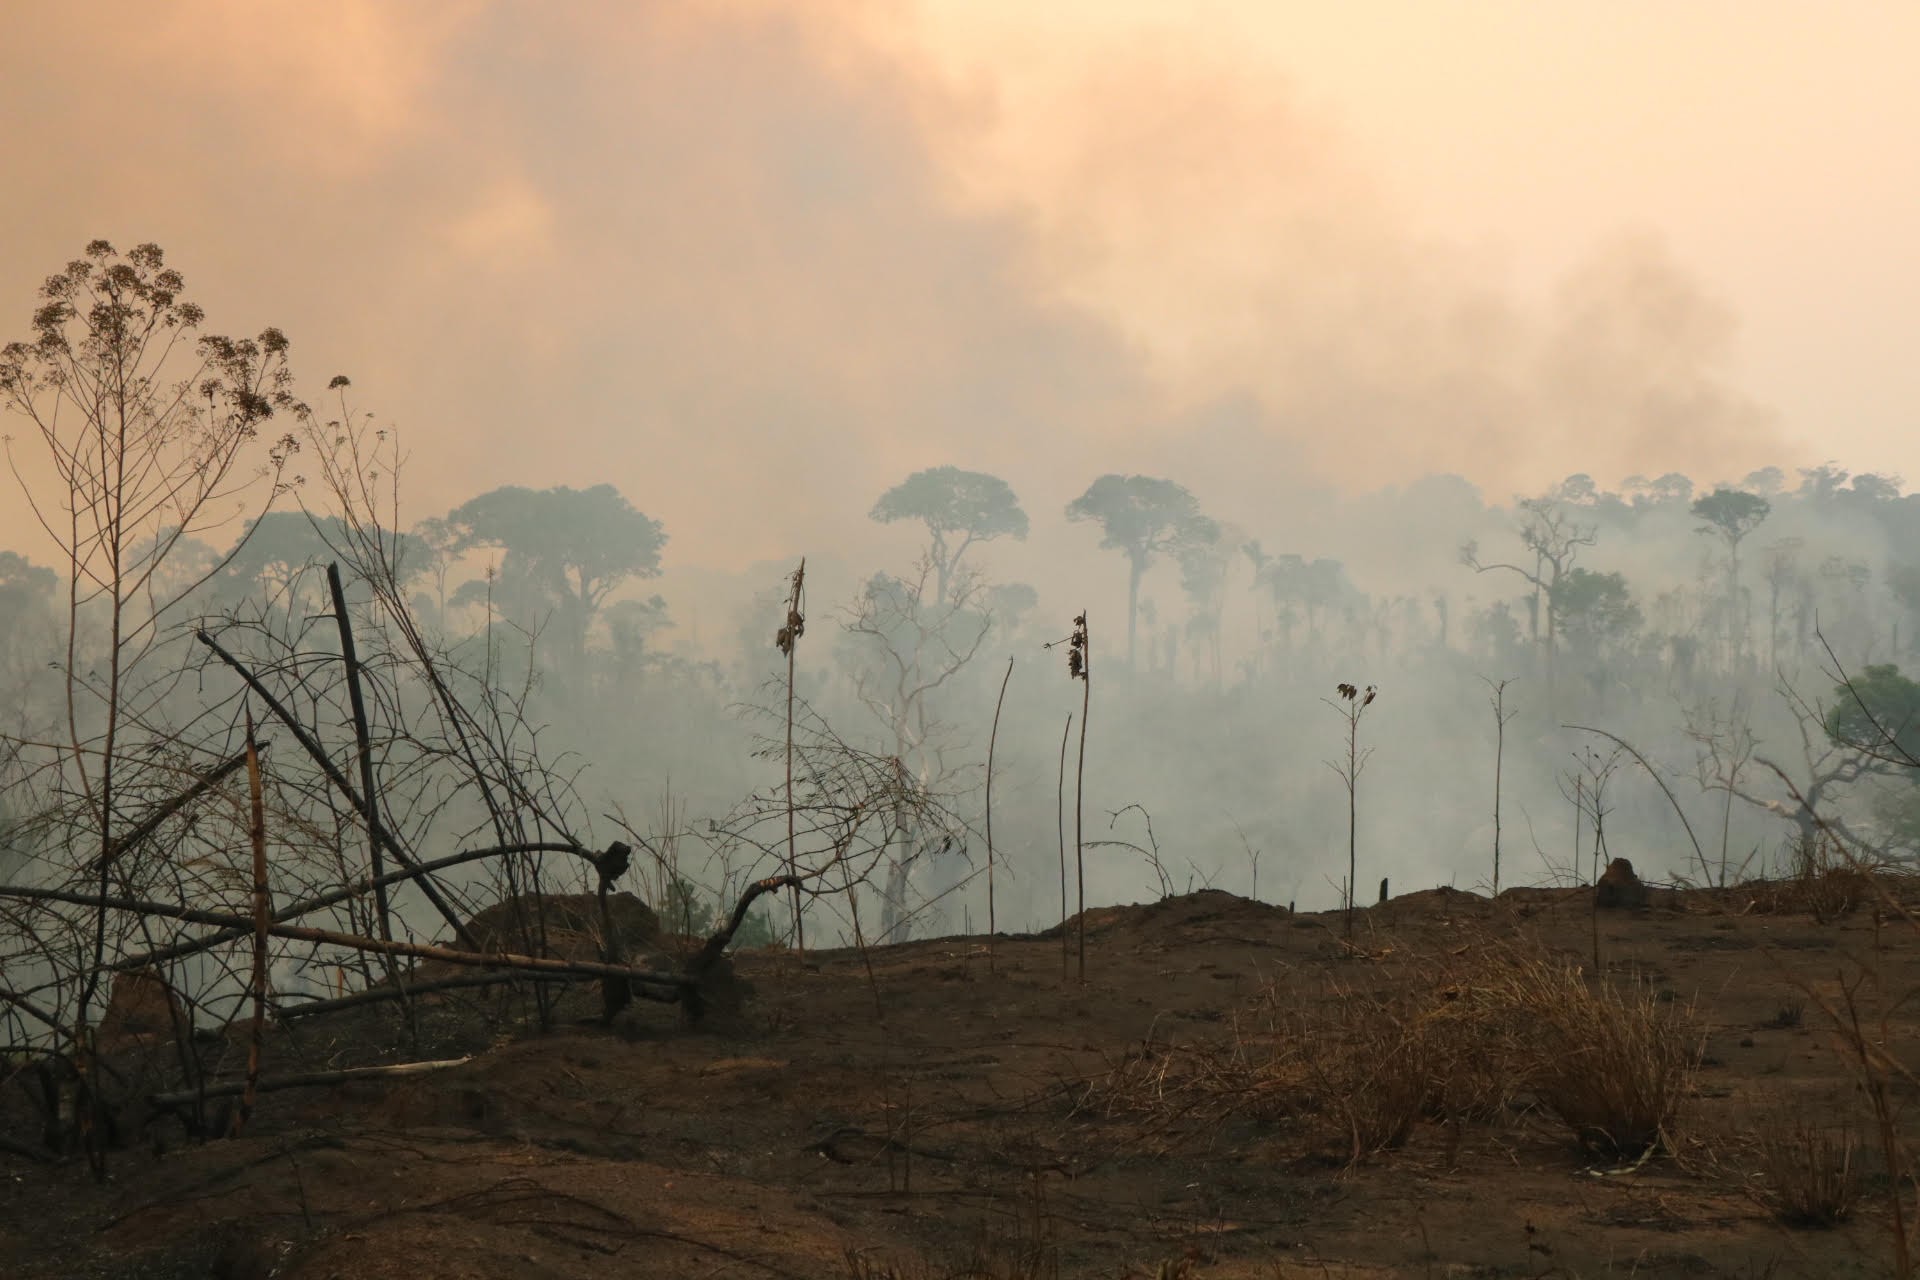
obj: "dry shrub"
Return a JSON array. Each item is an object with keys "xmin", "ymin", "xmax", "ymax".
[
  {"xmin": 1079, "ymin": 943, "xmax": 1698, "ymax": 1166},
  {"xmin": 1073, "ymin": 1027, "xmax": 1291, "ymax": 1152},
  {"xmin": 1744, "ymin": 869, "xmax": 1871, "ymax": 922},
  {"xmin": 1286, "ymin": 986, "xmax": 1431, "ymax": 1160},
  {"xmin": 1752, "ymin": 1109, "xmax": 1860, "ymax": 1227},
  {"xmin": 1251, "ymin": 972, "xmax": 1525, "ymax": 1160},
  {"xmin": 1488, "ymin": 956, "xmax": 1701, "ymax": 1160},
  {"xmin": 1741, "ymin": 835, "xmax": 1884, "ymax": 922},
  {"xmin": 1414, "ymin": 979, "xmax": 1533, "ymax": 1122}
]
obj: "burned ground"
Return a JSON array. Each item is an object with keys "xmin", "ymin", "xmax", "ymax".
[{"xmin": 1, "ymin": 882, "xmax": 1912, "ymax": 1279}]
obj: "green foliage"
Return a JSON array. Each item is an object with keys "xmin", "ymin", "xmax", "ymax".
[
  {"xmin": 656, "ymin": 873, "xmax": 775, "ymax": 948},
  {"xmin": 1692, "ymin": 488, "xmax": 1772, "ymax": 546},
  {"xmin": 1550, "ymin": 568, "xmax": 1642, "ymax": 653},
  {"xmin": 1826, "ymin": 664, "xmax": 1920, "ymax": 764}
]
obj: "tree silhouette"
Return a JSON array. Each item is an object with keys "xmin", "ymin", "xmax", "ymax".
[
  {"xmin": 448, "ymin": 484, "xmax": 666, "ymax": 680},
  {"xmin": 1761, "ymin": 537, "xmax": 1804, "ymax": 670},
  {"xmin": 1178, "ymin": 523, "xmax": 1240, "ymax": 686},
  {"xmin": 1461, "ymin": 496, "xmax": 1597, "ymax": 701},
  {"xmin": 1691, "ymin": 488, "xmax": 1771, "ymax": 665},
  {"xmin": 212, "ymin": 512, "xmax": 410, "ymax": 615},
  {"xmin": 1550, "ymin": 568, "xmax": 1642, "ymax": 662},
  {"xmin": 1066, "ymin": 475, "xmax": 1217, "ymax": 671},
  {"xmin": 869, "ymin": 466, "xmax": 1028, "ymax": 607}
]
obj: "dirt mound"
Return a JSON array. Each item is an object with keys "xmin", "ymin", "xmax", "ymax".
[
  {"xmin": 1370, "ymin": 884, "xmax": 1494, "ymax": 922},
  {"xmin": 1596, "ymin": 857, "xmax": 1651, "ymax": 909},
  {"xmin": 1053, "ymin": 887, "xmax": 1298, "ymax": 947},
  {"xmin": 98, "ymin": 967, "xmax": 187, "ymax": 1049}
]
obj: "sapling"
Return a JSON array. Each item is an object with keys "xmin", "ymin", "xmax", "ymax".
[
  {"xmin": 1056, "ymin": 712, "xmax": 1072, "ymax": 978},
  {"xmin": 1070, "ymin": 614, "xmax": 1090, "ymax": 981},
  {"xmin": 775, "ymin": 558, "xmax": 807, "ymax": 950},
  {"xmin": 1325, "ymin": 681, "xmax": 1378, "ymax": 941},
  {"xmin": 1048, "ymin": 613, "xmax": 1092, "ymax": 980},
  {"xmin": 985, "ymin": 656, "xmax": 1013, "ymax": 972},
  {"xmin": 1481, "ymin": 676, "xmax": 1518, "ymax": 895}
]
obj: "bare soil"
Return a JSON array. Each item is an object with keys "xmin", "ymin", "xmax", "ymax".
[{"xmin": 2, "ymin": 883, "xmax": 1913, "ymax": 1278}]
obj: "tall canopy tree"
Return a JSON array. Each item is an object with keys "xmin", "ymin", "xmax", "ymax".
[
  {"xmin": 1460, "ymin": 496, "xmax": 1597, "ymax": 699},
  {"xmin": 1066, "ymin": 474, "xmax": 1217, "ymax": 671},
  {"xmin": 1550, "ymin": 568, "xmax": 1642, "ymax": 661},
  {"xmin": 214, "ymin": 511, "xmax": 410, "ymax": 611},
  {"xmin": 447, "ymin": 483, "xmax": 666, "ymax": 674},
  {"xmin": 1691, "ymin": 487, "xmax": 1771, "ymax": 664},
  {"xmin": 869, "ymin": 466, "xmax": 1028, "ymax": 606}
]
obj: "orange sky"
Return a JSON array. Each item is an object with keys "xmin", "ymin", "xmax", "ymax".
[{"xmin": 2, "ymin": 1, "xmax": 1916, "ymax": 573}]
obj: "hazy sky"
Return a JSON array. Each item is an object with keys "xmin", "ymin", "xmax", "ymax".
[{"xmin": 3, "ymin": 1, "xmax": 1915, "ymax": 573}]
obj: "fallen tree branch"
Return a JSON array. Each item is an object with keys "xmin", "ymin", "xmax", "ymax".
[
  {"xmin": 0, "ymin": 885, "xmax": 690, "ymax": 1000},
  {"xmin": 108, "ymin": 840, "xmax": 607, "ymax": 974},
  {"xmin": 276, "ymin": 970, "xmax": 593, "ymax": 1021},
  {"xmin": 690, "ymin": 874, "xmax": 803, "ymax": 978},
  {"xmin": 149, "ymin": 1056, "xmax": 473, "ymax": 1108}
]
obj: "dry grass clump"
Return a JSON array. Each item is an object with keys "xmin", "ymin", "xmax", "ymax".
[
  {"xmin": 1077, "ymin": 943, "xmax": 1700, "ymax": 1167},
  {"xmin": 1286, "ymin": 985, "xmax": 1433, "ymax": 1160},
  {"xmin": 1750, "ymin": 1110, "xmax": 1861, "ymax": 1228},
  {"xmin": 1487, "ymin": 955, "xmax": 1701, "ymax": 1161},
  {"xmin": 1740, "ymin": 835, "xmax": 1894, "ymax": 921}
]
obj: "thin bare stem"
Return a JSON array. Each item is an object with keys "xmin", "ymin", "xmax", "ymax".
[{"xmin": 985, "ymin": 656, "xmax": 1013, "ymax": 971}]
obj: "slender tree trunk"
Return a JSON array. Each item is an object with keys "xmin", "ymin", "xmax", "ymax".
[
  {"xmin": 1492, "ymin": 702, "xmax": 1505, "ymax": 896},
  {"xmin": 1768, "ymin": 578, "xmax": 1780, "ymax": 673},
  {"xmin": 1126, "ymin": 560, "xmax": 1141, "ymax": 673},
  {"xmin": 1057, "ymin": 712, "xmax": 1072, "ymax": 978},
  {"xmin": 985, "ymin": 657, "xmax": 1012, "ymax": 969},
  {"xmin": 327, "ymin": 564, "xmax": 392, "ymax": 946},
  {"xmin": 785, "ymin": 636, "xmax": 800, "ymax": 950},
  {"xmin": 1075, "ymin": 613, "xmax": 1091, "ymax": 981},
  {"xmin": 1345, "ymin": 718, "xmax": 1357, "ymax": 941},
  {"xmin": 1574, "ymin": 776, "xmax": 1585, "ymax": 880}
]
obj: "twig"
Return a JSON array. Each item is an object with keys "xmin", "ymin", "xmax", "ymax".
[
  {"xmin": 149, "ymin": 1057, "xmax": 473, "ymax": 1109},
  {"xmin": 1564, "ymin": 723, "xmax": 1711, "ymax": 885},
  {"xmin": 92, "ymin": 746, "xmax": 258, "ymax": 873},
  {"xmin": 195, "ymin": 627, "xmax": 480, "ymax": 950},
  {"xmin": 277, "ymin": 970, "xmax": 585, "ymax": 1020}
]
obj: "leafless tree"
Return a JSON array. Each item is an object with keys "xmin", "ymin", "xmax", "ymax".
[
  {"xmin": 839, "ymin": 556, "xmax": 991, "ymax": 940},
  {"xmin": 1461, "ymin": 497, "xmax": 1597, "ymax": 704}
]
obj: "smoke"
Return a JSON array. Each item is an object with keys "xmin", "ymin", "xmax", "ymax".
[{"xmin": 0, "ymin": 0, "xmax": 1794, "ymax": 580}]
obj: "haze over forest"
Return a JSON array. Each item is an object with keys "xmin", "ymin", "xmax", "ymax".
[{"xmin": 5, "ymin": 3, "xmax": 1920, "ymax": 972}]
